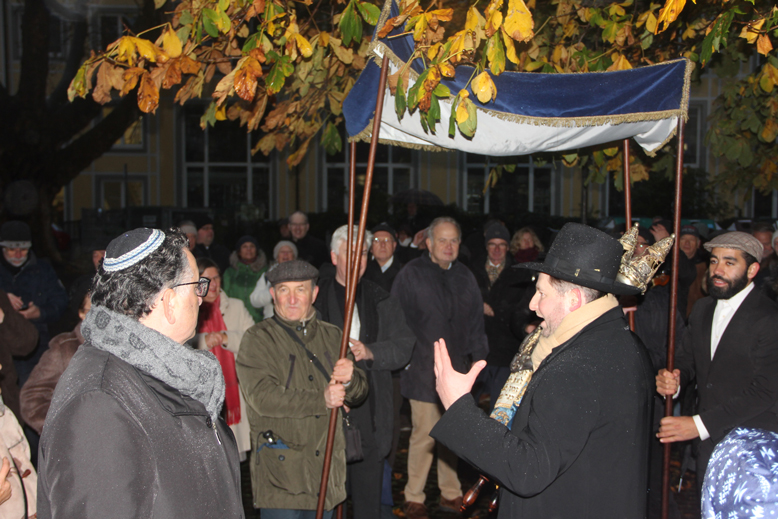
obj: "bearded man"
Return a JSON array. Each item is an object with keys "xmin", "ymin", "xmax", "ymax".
[
  {"xmin": 657, "ymin": 231, "xmax": 778, "ymax": 484},
  {"xmin": 430, "ymin": 223, "xmax": 654, "ymax": 518}
]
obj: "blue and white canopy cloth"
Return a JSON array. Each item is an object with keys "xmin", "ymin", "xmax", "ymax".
[{"xmin": 343, "ymin": 0, "xmax": 693, "ymax": 157}]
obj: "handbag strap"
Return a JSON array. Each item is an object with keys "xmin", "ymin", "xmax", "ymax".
[{"xmin": 273, "ymin": 316, "xmax": 350, "ymax": 419}]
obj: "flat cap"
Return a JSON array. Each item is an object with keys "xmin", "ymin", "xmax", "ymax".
[
  {"xmin": 703, "ymin": 231, "xmax": 763, "ymax": 263},
  {"xmin": 266, "ymin": 259, "xmax": 318, "ymax": 285}
]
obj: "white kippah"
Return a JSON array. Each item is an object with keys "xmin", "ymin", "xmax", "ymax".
[{"xmin": 103, "ymin": 229, "xmax": 165, "ymax": 272}]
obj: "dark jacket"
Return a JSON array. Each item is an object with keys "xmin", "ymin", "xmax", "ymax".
[
  {"xmin": 392, "ymin": 254, "xmax": 488, "ymax": 403},
  {"xmin": 37, "ymin": 344, "xmax": 244, "ymax": 518},
  {"xmin": 193, "ymin": 242, "xmax": 232, "ymax": 274},
  {"xmin": 0, "ymin": 289, "xmax": 38, "ymax": 418},
  {"xmin": 315, "ymin": 275, "xmax": 415, "ymax": 458},
  {"xmin": 362, "ymin": 257, "xmax": 403, "ymax": 293},
  {"xmin": 676, "ymin": 286, "xmax": 778, "ymax": 477},
  {"xmin": 432, "ymin": 307, "xmax": 654, "ymax": 519},
  {"xmin": 20, "ymin": 324, "xmax": 84, "ymax": 435},
  {"xmin": 469, "ymin": 254, "xmax": 534, "ymax": 367},
  {"xmin": 293, "ymin": 234, "xmax": 330, "ymax": 269}
]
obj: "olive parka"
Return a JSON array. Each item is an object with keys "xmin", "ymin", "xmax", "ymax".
[{"xmin": 236, "ymin": 313, "xmax": 368, "ymax": 511}]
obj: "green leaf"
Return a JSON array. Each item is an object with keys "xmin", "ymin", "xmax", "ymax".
[
  {"xmin": 700, "ymin": 11, "xmax": 734, "ymax": 67},
  {"xmin": 339, "ymin": 2, "xmax": 362, "ymax": 46},
  {"xmin": 456, "ymin": 97, "xmax": 478, "ymax": 138},
  {"xmin": 176, "ymin": 25, "xmax": 192, "ymax": 44},
  {"xmin": 266, "ymin": 57, "xmax": 294, "ymax": 94},
  {"xmin": 218, "ymin": 0, "xmax": 229, "ymax": 13},
  {"xmin": 504, "ymin": 164, "xmax": 516, "ymax": 173},
  {"xmin": 448, "ymin": 101, "xmax": 457, "ymax": 138},
  {"xmin": 356, "ymin": 2, "xmax": 380, "ymax": 26},
  {"xmin": 202, "ymin": 9, "xmax": 219, "ymax": 38},
  {"xmin": 201, "ymin": 102, "xmax": 218, "ymax": 128},
  {"xmin": 242, "ymin": 33, "xmax": 260, "ymax": 52},
  {"xmin": 179, "ymin": 10, "xmax": 194, "ymax": 25},
  {"xmin": 154, "ymin": 0, "xmax": 166, "ymax": 10},
  {"xmin": 321, "ymin": 121, "xmax": 343, "ymax": 155},
  {"xmin": 407, "ymin": 69, "xmax": 429, "ymax": 110},
  {"xmin": 640, "ymin": 31, "xmax": 653, "ymax": 50},
  {"xmin": 427, "ymin": 94, "xmax": 440, "ymax": 133},
  {"xmin": 433, "ymin": 83, "xmax": 450, "ymax": 98},
  {"xmin": 395, "ymin": 76, "xmax": 407, "ymax": 120}
]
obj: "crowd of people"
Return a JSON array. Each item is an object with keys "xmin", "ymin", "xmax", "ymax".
[{"xmin": 0, "ymin": 211, "xmax": 775, "ymax": 518}]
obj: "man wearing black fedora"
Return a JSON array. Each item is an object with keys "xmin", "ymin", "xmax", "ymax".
[{"xmin": 430, "ymin": 223, "xmax": 655, "ymax": 518}]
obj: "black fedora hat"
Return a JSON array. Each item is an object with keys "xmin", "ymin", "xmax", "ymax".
[{"xmin": 516, "ymin": 223, "xmax": 640, "ymax": 296}]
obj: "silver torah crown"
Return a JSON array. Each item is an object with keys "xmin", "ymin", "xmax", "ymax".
[{"xmin": 616, "ymin": 223, "xmax": 675, "ymax": 294}]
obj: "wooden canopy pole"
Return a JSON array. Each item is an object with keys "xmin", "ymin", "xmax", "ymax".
[
  {"xmin": 316, "ymin": 55, "xmax": 390, "ymax": 519},
  {"xmin": 623, "ymin": 139, "xmax": 636, "ymax": 332},
  {"xmin": 661, "ymin": 116, "xmax": 685, "ymax": 519}
]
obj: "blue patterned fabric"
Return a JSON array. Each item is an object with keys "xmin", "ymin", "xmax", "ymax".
[{"xmin": 702, "ymin": 427, "xmax": 778, "ymax": 519}]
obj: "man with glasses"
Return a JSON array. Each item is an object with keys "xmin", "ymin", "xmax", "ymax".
[
  {"xmin": 363, "ymin": 223, "xmax": 404, "ymax": 293},
  {"xmin": 288, "ymin": 211, "xmax": 329, "ymax": 268},
  {"xmin": 37, "ymin": 228, "xmax": 244, "ymax": 518},
  {"xmin": 468, "ymin": 224, "xmax": 534, "ymax": 411}
]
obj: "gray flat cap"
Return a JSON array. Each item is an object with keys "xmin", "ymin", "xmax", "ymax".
[
  {"xmin": 703, "ymin": 231, "xmax": 763, "ymax": 263},
  {"xmin": 266, "ymin": 259, "xmax": 319, "ymax": 285}
]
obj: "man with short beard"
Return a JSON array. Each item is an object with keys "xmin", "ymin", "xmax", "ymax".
[{"xmin": 657, "ymin": 231, "xmax": 778, "ymax": 486}]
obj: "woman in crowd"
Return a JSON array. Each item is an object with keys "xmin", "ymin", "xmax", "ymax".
[
  {"xmin": 223, "ymin": 235, "xmax": 267, "ymax": 323},
  {"xmin": 249, "ymin": 240, "xmax": 297, "ymax": 320},
  {"xmin": 20, "ymin": 277, "xmax": 91, "ymax": 436},
  {"xmin": 509, "ymin": 226, "xmax": 544, "ymax": 263},
  {"xmin": 192, "ymin": 258, "xmax": 254, "ymax": 460}
]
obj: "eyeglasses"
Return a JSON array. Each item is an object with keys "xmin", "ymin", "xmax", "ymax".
[
  {"xmin": 173, "ymin": 277, "xmax": 211, "ymax": 297},
  {"xmin": 373, "ymin": 237, "xmax": 393, "ymax": 244},
  {"xmin": 487, "ymin": 242, "xmax": 508, "ymax": 249}
]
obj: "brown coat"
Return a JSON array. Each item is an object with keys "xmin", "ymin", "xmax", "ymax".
[
  {"xmin": 19, "ymin": 324, "xmax": 83, "ymax": 435},
  {"xmin": 0, "ymin": 289, "xmax": 38, "ymax": 419}
]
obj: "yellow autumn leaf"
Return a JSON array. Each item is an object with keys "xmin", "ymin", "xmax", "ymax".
[
  {"xmin": 472, "ymin": 71, "xmax": 497, "ymax": 104},
  {"xmin": 761, "ymin": 63, "xmax": 778, "ymax": 93},
  {"xmin": 319, "ymin": 31, "xmax": 330, "ymax": 47},
  {"xmin": 458, "ymin": 89, "xmax": 470, "ymax": 99},
  {"xmin": 756, "ymin": 34, "xmax": 773, "ymax": 56},
  {"xmin": 439, "ymin": 62, "xmax": 455, "ymax": 77},
  {"xmin": 456, "ymin": 99, "xmax": 470, "ymax": 124},
  {"xmin": 646, "ymin": 12, "xmax": 657, "ymax": 33},
  {"xmin": 465, "ymin": 7, "xmax": 480, "ymax": 32},
  {"xmin": 486, "ymin": 10, "xmax": 503, "ymax": 38},
  {"xmin": 502, "ymin": 30, "xmax": 519, "ymax": 64},
  {"xmin": 134, "ymin": 37, "xmax": 167, "ymax": 63},
  {"xmin": 428, "ymin": 43, "xmax": 441, "ymax": 61},
  {"xmin": 739, "ymin": 19, "xmax": 764, "ymax": 45},
  {"xmin": 504, "ymin": 0, "xmax": 534, "ymax": 43},
  {"xmin": 654, "ymin": 0, "xmax": 687, "ymax": 35},
  {"xmin": 215, "ymin": 104, "xmax": 227, "ymax": 121},
  {"xmin": 162, "ymin": 28, "xmax": 182, "ymax": 58},
  {"xmin": 116, "ymin": 37, "xmax": 137, "ymax": 63},
  {"xmin": 295, "ymin": 34, "xmax": 313, "ymax": 58},
  {"xmin": 607, "ymin": 53, "xmax": 632, "ymax": 71}
]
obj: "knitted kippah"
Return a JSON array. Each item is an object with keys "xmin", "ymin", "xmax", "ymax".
[{"xmin": 103, "ymin": 228, "xmax": 165, "ymax": 272}]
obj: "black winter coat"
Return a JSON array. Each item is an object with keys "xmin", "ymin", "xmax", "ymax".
[
  {"xmin": 37, "ymin": 345, "xmax": 244, "ymax": 519},
  {"xmin": 362, "ymin": 257, "xmax": 403, "ymax": 293},
  {"xmin": 392, "ymin": 254, "xmax": 488, "ymax": 403},
  {"xmin": 469, "ymin": 255, "xmax": 535, "ymax": 367},
  {"xmin": 315, "ymin": 275, "xmax": 415, "ymax": 458},
  {"xmin": 432, "ymin": 307, "xmax": 654, "ymax": 519}
]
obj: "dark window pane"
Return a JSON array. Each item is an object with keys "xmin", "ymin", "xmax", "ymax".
[
  {"xmin": 467, "ymin": 167, "xmax": 485, "ymax": 213},
  {"xmin": 753, "ymin": 190, "xmax": 773, "ymax": 218},
  {"xmin": 103, "ymin": 181, "xmax": 122, "ymax": 210},
  {"xmin": 251, "ymin": 134, "xmax": 274, "ymax": 163},
  {"xmin": 209, "ymin": 121, "xmax": 248, "ymax": 162},
  {"xmin": 327, "ymin": 167, "xmax": 345, "ymax": 211},
  {"xmin": 533, "ymin": 168, "xmax": 552, "ymax": 214},
  {"xmin": 187, "ymin": 167, "xmax": 204, "ymax": 207},
  {"xmin": 466, "ymin": 153, "xmax": 487, "ymax": 164},
  {"xmin": 393, "ymin": 168, "xmax": 411, "ymax": 193},
  {"xmin": 253, "ymin": 167, "xmax": 271, "ymax": 219},
  {"xmin": 209, "ymin": 166, "xmax": 248, "ymax": 209},
  {"xmin": 491, "ymin": 167, "xmax": 529, "ymax": 215},
  {"xmin": 184, "ymin": 106, "xmax": 205, "ymax": 162},
  {"xmin": 356, "ymin": 142, "xmax": 371, "ymax": 162},
  {"xmin": 393, "ymin": 146, "xmax": 412, "ymax": 163}
]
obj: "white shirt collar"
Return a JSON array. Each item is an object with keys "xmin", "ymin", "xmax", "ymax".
[
  {"xmin": 716, "ymin": 280, "xmax": 754, "ymax": 310},
  {"xmin": 380, "ymin": 255, "xmax": 394, "ymax": 273}
]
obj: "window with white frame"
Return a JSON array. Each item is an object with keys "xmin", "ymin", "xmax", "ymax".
[
  {"xmin": 181, "ymin": 104, "xmax": 276, "ymax": 219},
  {"xmin": 460, "ymin": 154, "xmax": 554, "ymax": 215},
  {"xmin": 320, "ymin": 139, "xmax": 416, "ymax": 212}
]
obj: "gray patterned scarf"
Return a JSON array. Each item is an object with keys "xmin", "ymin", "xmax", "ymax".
[{"xmin": 82, "ymin": 306, "xmax": 225, "ymax": 422}]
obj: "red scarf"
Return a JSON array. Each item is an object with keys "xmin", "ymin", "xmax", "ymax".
[{"xmin": 197, "ymin": 293, "xmax": 241, "ymax": 426}]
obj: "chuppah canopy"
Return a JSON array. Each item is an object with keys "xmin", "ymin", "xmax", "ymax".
[{"xmin": 343, "ymin": 0, "xmax": 693, "ymax": 157}]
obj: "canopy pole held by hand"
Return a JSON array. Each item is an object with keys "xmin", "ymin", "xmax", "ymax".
[
  {"xmin": 661, "ymin": 116, "xmax": 685, "ymax": 519},
  {"xmin": 316, "ymin": 54, "xmax": 390, "ymax": 519}
]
